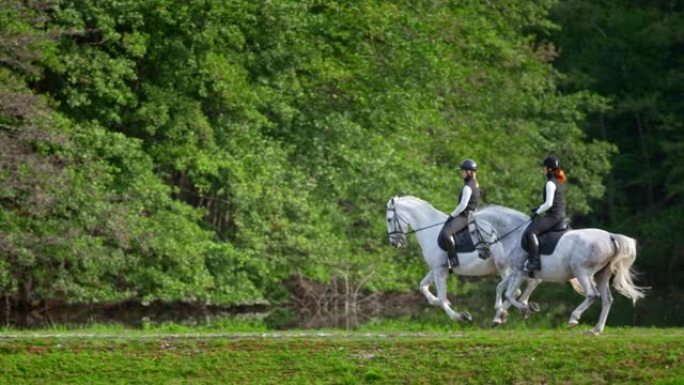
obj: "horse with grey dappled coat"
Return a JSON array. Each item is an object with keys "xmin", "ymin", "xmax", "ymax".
[
  {"xmin": 386, "ymin": 196, "xmax": 543, "ymax": 324},
  {"xmin": 494, "ymin": 217, "xmax": 646, "ymax": 335}
]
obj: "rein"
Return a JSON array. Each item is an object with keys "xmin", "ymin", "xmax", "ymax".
[
  {"xmin": 388, "ymin": 206, "xmax": 531, "ymax": 243},
  {"xmin": 479, "ymin": 218, "xmax": 531, "ymax": 246}
]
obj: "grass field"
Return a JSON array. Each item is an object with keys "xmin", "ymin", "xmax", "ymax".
[{"xmin": 0, "ymin": 326, "xmax": 682, "ymax": 385}]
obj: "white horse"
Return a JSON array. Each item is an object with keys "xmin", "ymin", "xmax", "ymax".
[
  {"xmin": 385, "ymin": 196, "xmax": 540, "ymax": 322},
  {"xmin": 494, "ymin": 219, "xmax": 646, "ymax": 335}
]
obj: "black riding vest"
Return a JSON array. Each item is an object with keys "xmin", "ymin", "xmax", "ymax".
[
  {"xmin": 459, "ymin": 176, "xmax": 480, "ymax": 215},
  {"xmin": 543, "ymin": 173, "xmax": 565, "ymax": 218}
]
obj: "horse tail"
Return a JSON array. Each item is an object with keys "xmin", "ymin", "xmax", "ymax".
[{"xmin": 609, "ymin": 234, "xmax": 647, "ymax": 304}]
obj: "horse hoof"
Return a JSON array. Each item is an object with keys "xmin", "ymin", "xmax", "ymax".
[
  {"xmin": 460, "ymin": 311, "xmax": 473, "ymax": 322},
  {"xmin": 568, "ymin": 320, "xmax": 579, "ymax": 328},
  {"xmin": 520, "ymin": 306, "xmax": 530, "ymax": 318},
  {"xmin": 492, "ymin": 321, "xmax": 501, "ymax": 328},
  {"xmin": 528, "ymin": 302, "xmax": 541, "ymax": 312}
]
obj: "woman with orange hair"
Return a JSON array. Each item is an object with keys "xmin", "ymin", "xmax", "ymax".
[{"xmin": 523, "ymin": 156, "xmax": 567, "ymax": 272}]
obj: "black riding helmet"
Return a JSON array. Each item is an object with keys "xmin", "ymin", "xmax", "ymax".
[
  {"xmin": 542, "ymin": 156, "xmax": 560, "ymax": 169},
  {"xmin": 460, "ymin": 159, "xmax": 477, "ymax": 171}
]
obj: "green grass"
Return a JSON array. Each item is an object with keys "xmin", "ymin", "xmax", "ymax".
[{"xmin": 0, "ymin": 327, "xmax": 682, "ymax": 384}]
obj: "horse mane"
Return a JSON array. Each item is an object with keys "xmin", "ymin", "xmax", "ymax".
[
  {"xmin": 393, "ymin": 195, "xmax": 447, "ymax": 216},
  {"xmin": 395, "ymin": 195, "xmax": 434, "ymax": 208}
]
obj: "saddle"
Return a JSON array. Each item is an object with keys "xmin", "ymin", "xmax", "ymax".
[
  {"xmin": 438, "ymin": 218, "xmax": 497, "ymax": 259},
  {"xmin": 522, "ymin": 219, "xmax": 571, "ymax": 255}
]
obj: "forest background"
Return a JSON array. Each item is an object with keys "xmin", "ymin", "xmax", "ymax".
[{"xmin": 1, "ymin": 0, "xmax": 682, "ymax": 328}]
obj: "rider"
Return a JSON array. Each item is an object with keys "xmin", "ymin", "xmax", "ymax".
[
  {"xmin": 439, "ymin": 159, "xmax": 480, "ymax": 268},
  {"xmin": 523, "ymin": 155, "xmax": 567, "ymax": 272}
]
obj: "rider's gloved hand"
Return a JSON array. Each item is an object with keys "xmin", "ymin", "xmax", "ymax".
[{"xmin": 529, "ymin": 208, "xmax": 538, "ymax": 220}]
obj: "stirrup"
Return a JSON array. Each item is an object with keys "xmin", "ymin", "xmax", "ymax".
[
  {"xmin": 524, "ymin": 259, "xmax": 540, "ymax": 272},
  {"xmin": 523, "ymin": 260, "xmax": 532, "ymax": 271},
  {"xmin": 447, "ymin": 254, "xmax": 459, "ymax": 273},
  {"xmin": 524, "ymin": 261, "xmax": 537, "ymax": 278},
  {"xmin": 448, "ymin": 256, "xmax": 459, "ymax": 268}
]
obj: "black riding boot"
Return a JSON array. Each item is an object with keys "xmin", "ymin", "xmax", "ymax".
[
  {"xmin": 524, "ymin": 233, "xmax": 541, "ymax": 272},
  {"xmin": 446, "ymin": 235, "xmax": 459, "ymax": 268}
]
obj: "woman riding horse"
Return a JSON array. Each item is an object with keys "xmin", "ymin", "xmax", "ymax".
[
  {"xmin": 439, "ymin": 159, "xmax": 480, "ymax": 268},
  {"xmin": 523, "ymin": 155, "xmax": 567, "ymax": 272}
]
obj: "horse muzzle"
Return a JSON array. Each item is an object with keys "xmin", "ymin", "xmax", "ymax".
[{"xmin": 389, "ymin": 237, "xmax": 407, "ymax": 248}]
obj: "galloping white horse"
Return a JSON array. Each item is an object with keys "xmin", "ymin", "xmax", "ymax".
[
  {"xmin": 386, "ymin": 196, "xmax": 539, "ymax": 322},
  {"xmin": 493, "ymin": 220, "xmax": 646, "ymax": 335}
]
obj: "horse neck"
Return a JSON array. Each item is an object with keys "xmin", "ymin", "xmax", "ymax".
[
  {"xmin": 477, "ymin": 207, "xmax": 525, "ymax": 231},
  {"xmin": 396, "ymin": 199, "xmax": 445, "ymax": 250},
  {"xmin": 476, "ymin": 207, "xmax": 528, "ymax": 250},
  {"xmin": 396, "ymin": 199, "xmax": 445, "ymax": 231}
]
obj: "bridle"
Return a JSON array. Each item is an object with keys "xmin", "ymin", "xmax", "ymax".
[
  {"xmin": 386, "ymin": 205, "xmax": 445, "ymax": 237},
  {"xmin": 386, "ymin": 206, "xmax": 407, "ymax": 237}
]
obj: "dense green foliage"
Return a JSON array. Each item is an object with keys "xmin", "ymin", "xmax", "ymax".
[
  {"xmin": 0, "ymin": 0, "xmax": 627, "ymax": 307},
  {"xmin": 549, "ymin": 0, "xmax": 684, "ymax": 291},
  {"xmin": 0, "ymin": 329, "xmax": 681, "ymax": 384}
]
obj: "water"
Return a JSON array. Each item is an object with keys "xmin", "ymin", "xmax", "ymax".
[{"xmin": 1, "ymin": 285, "xmax": 680, "ymax": 329}]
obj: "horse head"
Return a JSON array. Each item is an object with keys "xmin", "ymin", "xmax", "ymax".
[{"xmin": 386, "ymin": 196, "xmax": 407, "ymax": 248}]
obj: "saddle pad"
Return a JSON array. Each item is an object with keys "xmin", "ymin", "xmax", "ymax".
[
  {"xmin": 522, "ymin": 230, "xmax": 569, "ymax": 255},
  {"xmin": 454, "ymin": 227, "xmax": 476, "ymax": 253},
  {"xmin": 437, "ymin": 226, "xmax": 476, "ymax": 253}
]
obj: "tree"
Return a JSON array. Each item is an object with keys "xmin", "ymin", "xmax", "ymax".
[
  {"xmin": 0, "ymin": 0, "xmax": 616, "ymax": 311},
  {"xmin": 550, "ymin": 0, "xmax": 684, "ymax": 290}
]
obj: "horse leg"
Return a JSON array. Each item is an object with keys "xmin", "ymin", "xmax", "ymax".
[
  {"xmin": 568, "ymin": 272, "xmax": 599, "ymax": 328},
  {"xmin": 493, "ymin": 281, "xmax": 528, "ymax": 325},
  {"xmin": 433, "ymin": 267, "xmax": 470, "ymax": 322},
  {"xmin": 496, "ymin": 286, "xmax": 522, "ymax": 312},
  {"xmin": 493, "ymin": 275, "xmax": 512, "ymax": 326},
  {"xmin": 504, "ymin": 271, "xmax": 529, "ymax": 314},
  {"xmin": 499, "ymin": 277, "xmax": 543, "ymax": 322},
  {"xmin": 590, "ymin": 267, "xmax": 614, "ymax": 335},
  {"xmin": 491, "ymin": 246, "xmax": 521, "ymax": 325},
  {"xmin": 519, "ymin": 278, "xmax": 543, "ymax": 315},
  {"xmin": 419, "ymin": 271, "xmax": 440, "ymax": 306}
]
